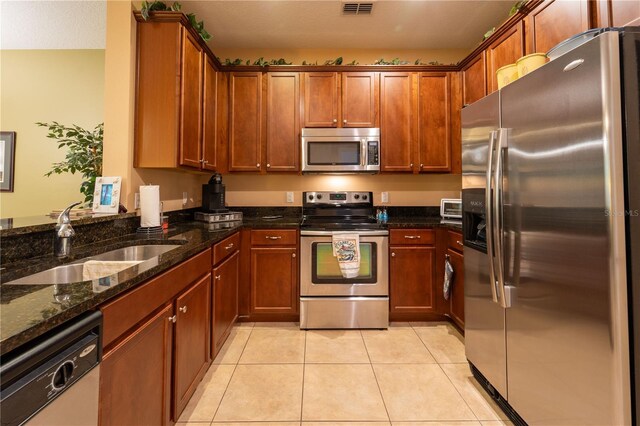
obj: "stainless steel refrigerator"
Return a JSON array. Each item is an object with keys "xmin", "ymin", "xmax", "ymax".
[{"xmin": 462, "ymin": 28, "xmax": 639, "ymax": 425}]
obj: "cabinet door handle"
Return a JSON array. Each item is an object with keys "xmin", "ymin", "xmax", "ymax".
[
  {"xmin": 215, "ymin": 275, "xmax": 221, "ymax": 280},
  {"xmin": 225, "ymin": 243, "xmax": 234, "ymax": 250},
  {"xmin": 404, "ymin": 235, "xmax": 421, "ymax": 239},
  {"xmin": 256, "ymin": 163, "xmax": 260, "ymax": 168},
  {"xmin": 333, "ymin": 118, "xmax": 337, "ymax": 123},
  {"xmin": 410, "ymin": 163, "xmax": 413, "ymax": 168},
  {"xmin": 266, "ymin": 163, "xmax": 271, "ymax": 168},
  {"xmin": 343, "ymin": 119, "xmax": 347, "ymax": 124},
  {"xmin": 168, "ymin": 315, "xmax": 177, "ymax": 323},
  {"xmin": 292, "ymin": 253, "xmax": 296, "ymax": 258},
  {"xmin": 391, "ymin": 252, "xmax": 396, "ymax": 257},
  {"xmin": 265, "ymin": 236, "xmax": 282, "ymax": 240},
  {"xmin": 420, "ymin": 163, "xmax": 424, "ymax": 168},
  {"xmin": 179, "ymin": 306, "xmax": 188, "ymax": 314},
  {"xmin": 203, "ymin": 160, "xmax": 208, "ymax": 165},
  {"xmin": 456, "ymin": 240, "xmax": 464, "ymax": 246}
]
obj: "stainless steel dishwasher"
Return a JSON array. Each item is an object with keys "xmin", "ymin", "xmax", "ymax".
[{"xmin": 0, "ymin": 311, "xmax": 102, "ymax": 426}]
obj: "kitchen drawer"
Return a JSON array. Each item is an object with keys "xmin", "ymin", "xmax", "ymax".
[
  {"xmin": 250, "ymin": 229, "xmax": 297, "ymax": 246},
  {"xmin": 101, "ymin": 248, "xmax": 211, "ymax": 348},
  {"xmin": 213, "ymin": 232, "xmax": 240, "ymax": 265},
  {"xmin": 389, "ymin": 229, "xmax": 435, "ymax": 245},
  {"xmin": 447, "ymin": 230, "xmax": 464, "ymax": 253}
]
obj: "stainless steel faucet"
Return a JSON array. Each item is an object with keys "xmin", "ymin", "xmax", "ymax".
[{"xmin": 55, "ymin": 202, "xmax": 81, "ymax": 257}]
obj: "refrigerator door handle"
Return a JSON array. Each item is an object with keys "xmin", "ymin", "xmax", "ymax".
[
  {"xmin": 485, "ymin": 130, "xmax": 499, "ymax": 304},
  {"xmin": 494, "ymin": 128, "xmax": 511, "ymax": 308}
]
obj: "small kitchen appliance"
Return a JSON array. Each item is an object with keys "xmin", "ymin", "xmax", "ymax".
[
  {"xmin": 440, "ymin": 198, "xmax": 462, "ymax": 221},
  {"xmin": 299, "ymin": 191, "xmax": 388, "ymax": 329},
  {"xmin": 301, "ymin": 128, "xmax": 380, "ymax": 173},
  {"xmin": 202, "ymin": 173, "xmax": 228, "ymax": 213}
]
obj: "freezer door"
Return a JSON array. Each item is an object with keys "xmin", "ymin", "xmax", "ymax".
[
  {"xmin": 462, "ymin": 92, "xmax": 507, "ymax": 398},
  {"xmin": 501, "ymin": 31, "xmax": 630, "ymax": 425}
]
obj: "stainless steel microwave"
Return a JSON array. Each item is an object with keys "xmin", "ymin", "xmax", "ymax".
[{"xmin": 301, "ymin": 128, "xmax": 380, "ymax": 173}]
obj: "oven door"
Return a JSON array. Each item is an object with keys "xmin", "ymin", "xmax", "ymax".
[{"xmin": 300, "ymin": 230, "xmax": 389, "ymax": 296}]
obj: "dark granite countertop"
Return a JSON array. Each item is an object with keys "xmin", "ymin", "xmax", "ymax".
[{"xmin": 1, "ymin": 211, "xmax": 460, "ymax": 356}]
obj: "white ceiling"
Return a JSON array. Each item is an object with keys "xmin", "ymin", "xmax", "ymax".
[
  {"xmin": 182, "ymin": 0, "xmax": 515, "ymax": 50},
  {"xmin": 1, "ymin": 1, "xmax": 106, "ymax": 50}
]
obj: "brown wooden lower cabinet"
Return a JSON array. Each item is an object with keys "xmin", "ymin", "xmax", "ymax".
[
  {"xmin": 389, "ymin": 246, "xmax": 437, "ymax": 317},
  {"xmin": 99, "ymin": 249, "xmax": 212, "ymax": 425},
  {"xmin": 447, "ymin": 248, "xmax": 465, "ymax": 329},
  {"xmin": 212, "ymin": 251, "xmax": 239, "ymax": 356},
  {"xmin": 174, "ymin": 273, "xmax": 212, "ymax": 417},
  {"xmin": 250, "ymin": 246, "xmax": 298, "ymax": 316},
  {"xmin": 99, "ymin": 303, "xmax": 173, "ymax": 426}
]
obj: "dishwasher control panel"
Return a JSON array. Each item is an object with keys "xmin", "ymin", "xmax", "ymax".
[{"xmin": 0, "ymin": 312, "xmax": 101, "ymax": 426}]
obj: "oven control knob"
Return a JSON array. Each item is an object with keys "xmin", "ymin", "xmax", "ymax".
[
  {"xmin": 317, "ymin": 194, "xmax": 323, "ymax": 200},
  {"xmin": 308, "ymin": 194, "xmax": 314, "ymax": 201},
  {"xmin": 362, "ymin": 194, "xmax": 368, "ymax": 200},
  {"xmin": 354, "ymin": 194, "xmax": 360, "ymax": 200}
]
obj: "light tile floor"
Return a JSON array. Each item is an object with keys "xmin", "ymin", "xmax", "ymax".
[{"xmin": 177, "ymin": 322, "xmax": 513, "ymax": 426}]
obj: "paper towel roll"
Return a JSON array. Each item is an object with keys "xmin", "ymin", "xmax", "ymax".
[{"xmin": 140, "ymin": 185, "xmax": 161, "ymax": 227}]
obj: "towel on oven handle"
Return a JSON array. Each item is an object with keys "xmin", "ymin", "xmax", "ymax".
[{"xmin": 331, "ymin": 233, "xmax": 360, "ymax": 279}]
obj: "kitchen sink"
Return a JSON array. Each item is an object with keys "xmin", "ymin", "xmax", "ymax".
[{"xmin": 4, "ymin": 244, "xmax": 182, "ymax": 285}]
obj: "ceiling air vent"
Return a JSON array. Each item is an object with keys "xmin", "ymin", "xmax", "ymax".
[{"xmin": 342, "ymin": 2, "xmax": 373, "ymax": 15}]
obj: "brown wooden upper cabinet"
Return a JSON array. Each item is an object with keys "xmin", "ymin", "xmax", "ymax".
[
  {"xmin": 596, "ymin": 0, "xmax": 640, "ymax": 27},
  {"xmin": 461, "ymin": 51, "xmax": 487, "ymax": 107},
  {"xmin": 525, "ymin": 0, "xmax": 590, "ymax": 55},
  {"xmin": 229, "ymin": 72, "xmax": 263, "ymax": 172},
  {"xmin": 266, "ymin": 73, "xmax": 301, "ymax": 172},
  {"xmin": 303, "ymin": 72, "xmax": 378, "ymax": 128},
  {"xmin": 417, "ymin": 73, "xmax": 451, "ymax": 172},
  {"xmin": 487, "ymin": 21, "xmax": 525, "ymax": 94},
  {"xmin": 380, "ymin": 72, "xmax": 454, "ymax": 173},
  {"xmin": 380, "ymin": 72, "xmax": 415, "ymax": 173},
  {"xmin": 134, "ymin": 17, "xmax": 220, "ymax": 171}
]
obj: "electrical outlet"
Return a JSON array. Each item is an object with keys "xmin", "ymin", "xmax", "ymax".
[
  {"xmin": 381, "ymin": 192, "xmax": 389, "ymax": 203},
  {"xmin": 286, "ymin": 192, "xmax": 294, "ymax": 203},
  {"xmin": 182, "ymin": 192, "xmax": 188, "ymax": 206},
  {"xmin": 134, "ymin": 193, "xmax": 140, "ymax": 209}
]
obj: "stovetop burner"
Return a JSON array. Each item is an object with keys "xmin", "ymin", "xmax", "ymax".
[{"xmin": 301, "ymin": 191, "xmax": 384, "ymax": 231}]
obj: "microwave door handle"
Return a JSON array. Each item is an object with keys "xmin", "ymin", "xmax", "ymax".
[
  {"xmin": 486, "ymin": 130, "xmax": 499, "ymax": 305},
  {"xmin": 361, "ymin": 139, "xmax": 366, "ymax": 166}
]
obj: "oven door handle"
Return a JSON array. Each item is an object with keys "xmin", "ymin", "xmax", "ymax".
[{"xmin": 300, "ymin": 230, "xmax": 389, "ymax": 236}]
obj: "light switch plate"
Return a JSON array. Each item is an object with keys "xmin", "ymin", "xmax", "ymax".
[
  {"xmin": 134, "ymin": 193, "xmax": 140, "ymax": 209},
  {"xmin": 286, "ymin": 192, "xmax": 294, "ymax": 203},
  {"xmin": 182, "ymin": 192, "xmax": 188, "ymax": 206},
  {"xmin": 381, "ymin": 192, "xmax": 389, "ymax": 203}
]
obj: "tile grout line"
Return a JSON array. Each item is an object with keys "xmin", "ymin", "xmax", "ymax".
[
  {"xmin": 300, "ymin": 328, "xmax": 307, "ymax": 423},
  {"xmin": 409, "ymin": 322, "xmax": 440, "ymax": 362},
  {"xmin": 360, "ymin": 329, "xmax": 392, "ymax": 423},
  {"xmin": 210, "ymin": 325, "xmax": 255, "ymax": 423}
]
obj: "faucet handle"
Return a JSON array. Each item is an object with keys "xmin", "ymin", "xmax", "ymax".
[{"xmin": 57, "ymin": 202, "xmax": 82, "ymax": 225}]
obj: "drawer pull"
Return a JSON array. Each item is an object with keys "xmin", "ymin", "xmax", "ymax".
[
  {"xmin": 391, "ymin": 252, "xmax": 396, "ymax": 257},
  {"xmin": 215, "ymin": 275, "xmax": 221, "ymax": 280},
  {"xmin": 265, "ymin": 236, "xmax": 282, "ymax": 240},
  {"xmin": 404, "ymin": 235, "xmax": 421, "ymax": 239},
  {"xmin": 225, "ymin": 243, "xmax": 234, "ymax": 250},
  {"xmin": 168, "ymin": 315, "xmax": 177, "ymax": 323},
  {"xmin": 179, "ymin": 306, "xmax": 188, "ymax": 314},
  {"xmin": 292, "ymin": 253, "xmax": 296, "ymax": 258},
  {"xmin": 456, "ymin": 240, "xmax": 463, "ymax": 246}
]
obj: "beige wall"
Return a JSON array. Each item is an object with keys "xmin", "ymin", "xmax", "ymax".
[
  {"xmin": 224, "ymin": 174, "xmax": 461, "ymax": 207},
  {"xmin": 0, "ymin": 50, "xmax": 105, "ymax": 218},
  {"xmin": 214, "ymin": 48, "xmax": 469, "ymax": 66}
]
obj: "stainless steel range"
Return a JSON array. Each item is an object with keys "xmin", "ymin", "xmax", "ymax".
[{"xmin": 299, "ymin": 191, "xmax": 389, "ymax": 329}]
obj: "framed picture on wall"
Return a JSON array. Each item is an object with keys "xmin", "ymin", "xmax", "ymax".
[
  {"xmin": 92, "ymin": 176, "xmax": 121, "ymax": 214},
  {"xmin": 0, "ymin": 132, "xmax": 16, "ymax": 192}
]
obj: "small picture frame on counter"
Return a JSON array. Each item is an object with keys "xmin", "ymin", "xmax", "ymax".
[{"xmin": 92, "ymin": 176, "xmax": 122, "ymax": 214}]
